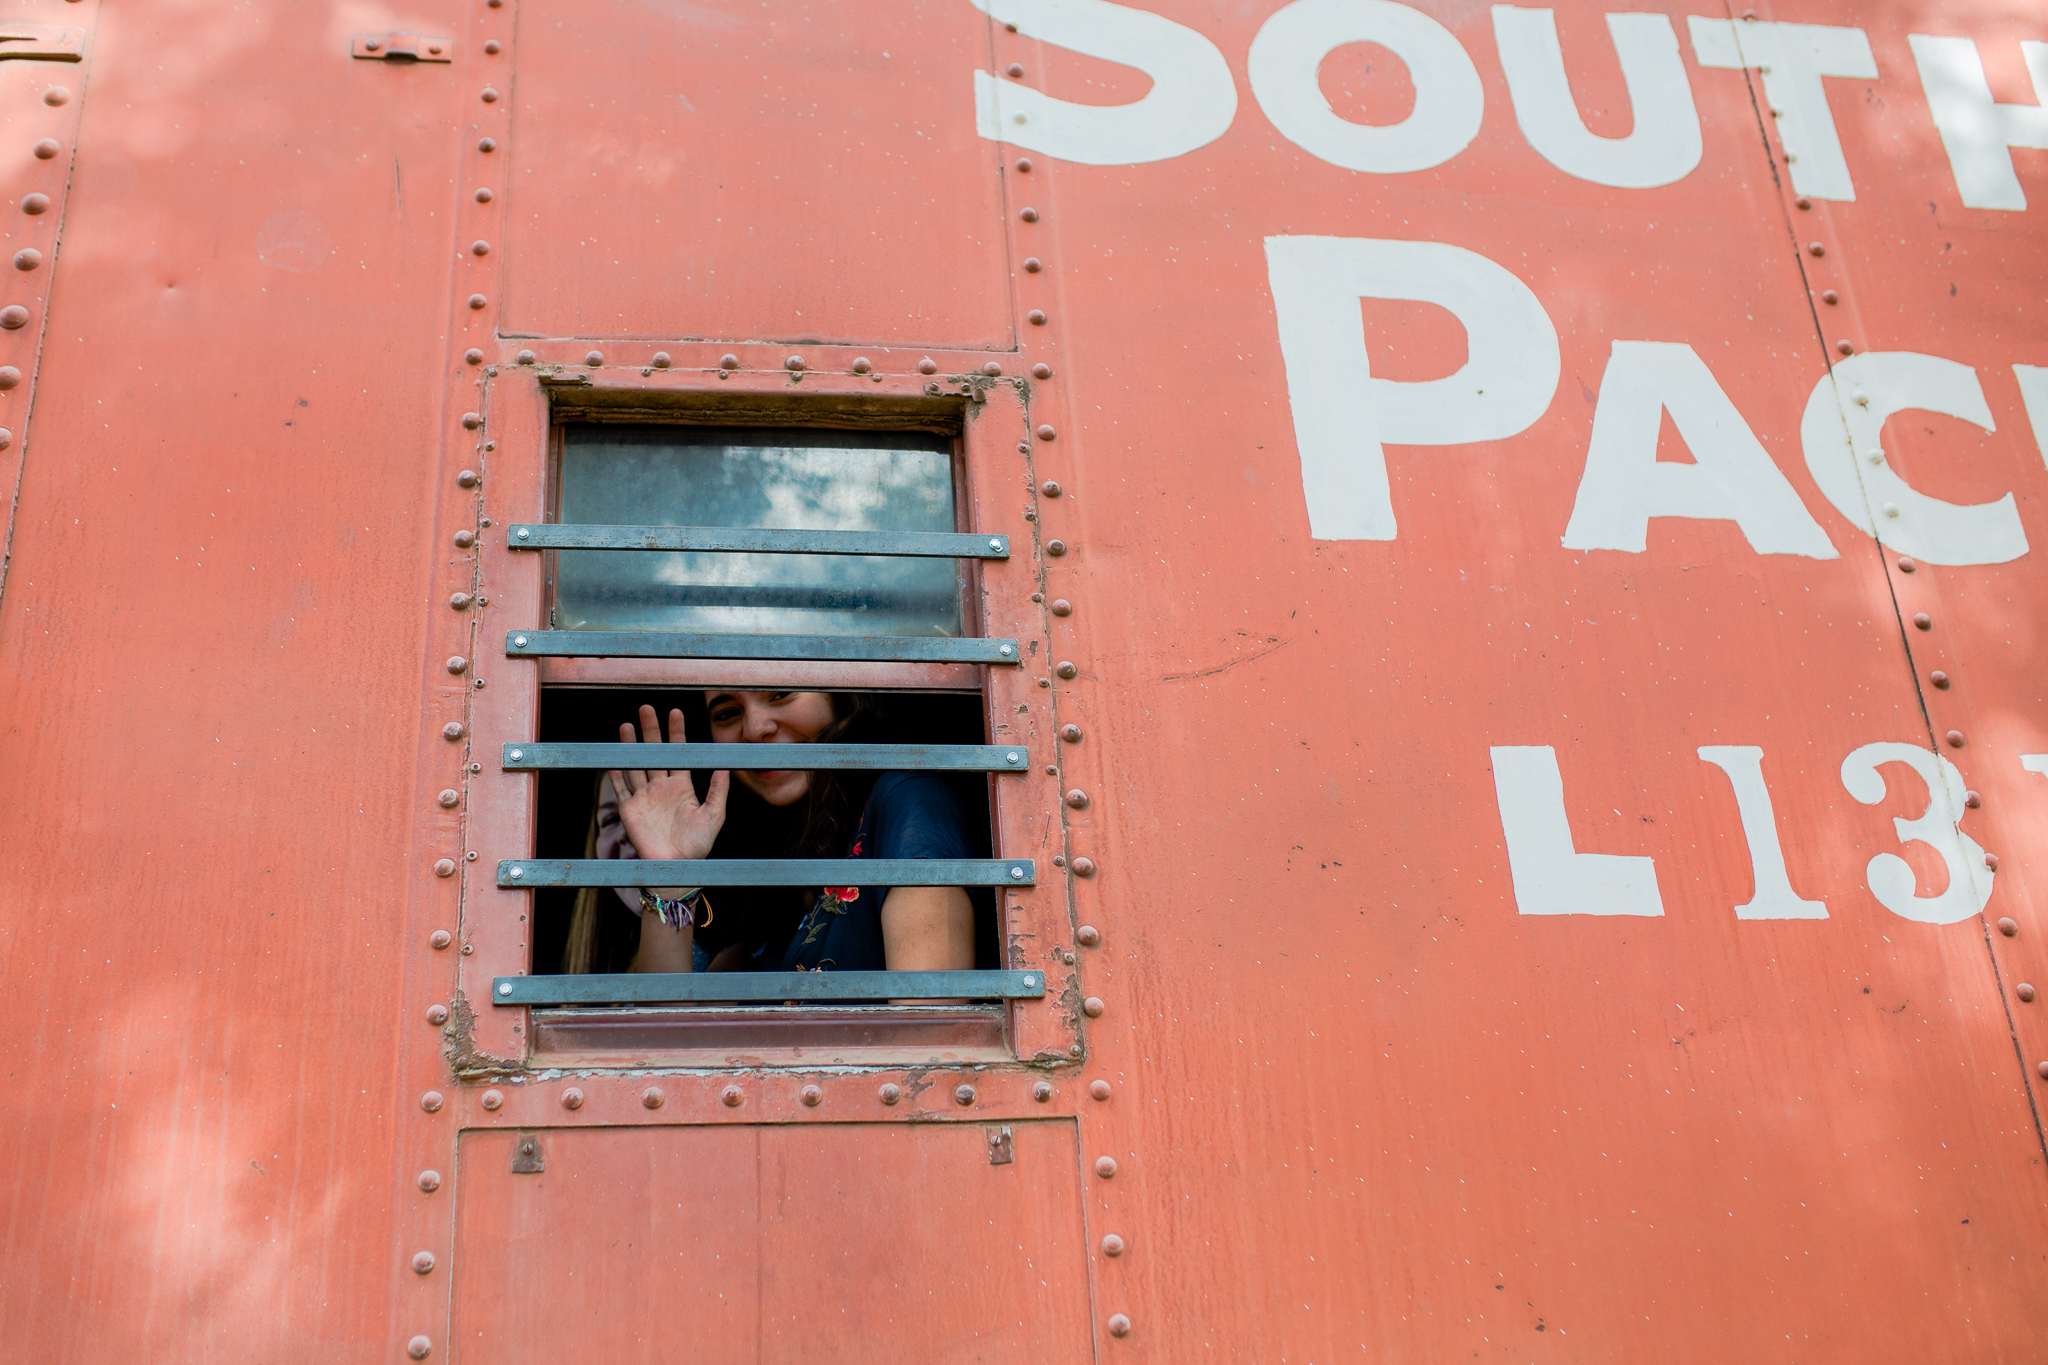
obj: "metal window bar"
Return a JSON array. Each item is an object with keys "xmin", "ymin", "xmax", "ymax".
[
  {"xmin": 491, "ymin": 969, "xmax": 1046, "ymax": 1006},
  {"xmin": 499, "ymin": 858, "xmax": 1033, "ymax": 888},
  {"xmin": 503, "ymin": 742, "xmax": 1031, "ymax": 772},
  {"xmin": 507, "ymin": 524, "xmax": 1009, "ymax": 559},
  {"xmin": 506, "ymin": 630, "xmax": 1020, "ymax": 664}
]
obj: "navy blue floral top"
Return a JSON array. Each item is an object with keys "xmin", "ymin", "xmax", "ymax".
[{"xmin": 772, "ymin": 772, "xmax": 979, "ymax": 972}]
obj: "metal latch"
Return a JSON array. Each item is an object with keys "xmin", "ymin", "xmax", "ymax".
[
  {"xmin": 0, "ymin": 25, "xmax": 83, "ymax": 62},
  {"xmin": 351, "ymin": 32, "xmax": 453, "ymax": 62},
  {"xmin": 510, "ymin": 1130, "xmax": 546, "ymax": 1174},
  {"xmin": 986, "ymin": 1125, "xmax": 1013, "ymax": 1166}
]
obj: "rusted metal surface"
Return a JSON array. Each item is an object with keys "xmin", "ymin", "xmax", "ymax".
[{"xmin": 1, "ymin": 0, "xmax": 2046, "ymax": 1360}]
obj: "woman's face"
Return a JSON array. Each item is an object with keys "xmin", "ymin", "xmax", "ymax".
[
  {"xmin": 706, "ymin": 690, "xmax": 836, "ymax": 807},
  {"xmin": 594, "ymin": 775, "xmax": 642, "ymax": 912}
]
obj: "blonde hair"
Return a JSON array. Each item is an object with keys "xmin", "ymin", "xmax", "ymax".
[{"xmin": 560, "ymin": 777, "xmax": 604, "ymax": 974}]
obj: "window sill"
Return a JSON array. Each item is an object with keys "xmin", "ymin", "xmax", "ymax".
[{"xmin": 528, "ymin": 1003, "xmax": 1011, "ymax": 1069}]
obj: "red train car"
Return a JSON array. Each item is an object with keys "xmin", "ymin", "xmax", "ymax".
[{"xmin": 4, "ymin": 0, "xmax": 2047, "ymax": 1359}]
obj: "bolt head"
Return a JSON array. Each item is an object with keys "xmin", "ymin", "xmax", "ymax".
[
  {"xmin": 1094, "ymin": 1155, "xmax": 1117, "ymax": 1178},
  {"xmin": 879, "ymin": 1083, "xmax": 901, "ymax": 1105},
  {"xmin": 955, "ymin": 1084, "xmax": 977, "ymax": 1106},
  {"xmin": 508, "ymin": 866, "xmax": 523, "ymax": 880},
  {"xmin": 1083, "ymin": 996, "xmax": 1105, "ymax": 1017},
  {"xmin": 408, "ymin": 1337, "xmax": 432, "ymax": 1361},
  {"xmin": 642, "ymin": 1087, "xmax": 664, "ymax": 1109},
  {"xmin": 1090, "ymin": 1079, "xmax": 1112, "ymax": 1100},
  {"xmin": 1010, "ymin": 865, "xmax": 1025, "ymax": 880},
  {"xmin": 553, "ymin": 1087, "xmax": 582, "ymax": 1110},
  {"xmin": 720, "ymin": 1086, "xmax": 745, "ymax": 1108},
  {"xmin": 426, "ymin": 1003, "xmax": 449, "ymax": 1025},
  {"xmin": 430, "ymin": 929, "xmax": 452, "ymax": 949},
  {"xmin": 1033, "ymin": 1081, "xmax": 1054, "ymax": 1101},
  {"xmin": 496, "ymin": 982, "xmax": 511, "ymax": 996},
  {"xmin": 480, "ymin": 1089, "xmax": 503, "ymax": 1111},
  {"xmin": 801, "ymin": 1084, "xmax": 823, "ymax": 1107},
  {"xmin": 1045, "ymin": 539, "xmax": 1066, "ymax": 557},
  {"xmin": 1101, "ymin": 1233, "xmax": 1124, "ymax": 1257},
  {"xmin": 2019, "ymin": 984, "xmax": 2037, "ymax": 1003}
]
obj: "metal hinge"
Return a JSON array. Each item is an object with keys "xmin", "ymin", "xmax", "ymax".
[
  {"xmin": 510, "ymin": 1130, "xmax": 546, "ymax": 1174},
  {"xmin": 986, "ymin": 1125, "xmax": 1014, "ymax": 1166},
  {"xmin": 0, "ymin": 25, "xmax": 83, "ymax": 62},
  {"xmin": 351, "ymin": 32, "xmax": 453, "ymax": 62}
]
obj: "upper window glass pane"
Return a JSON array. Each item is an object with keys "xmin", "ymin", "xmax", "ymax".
[{"xmin": 555, "ymin": 426, "xmax": 960, "ymax": 637}]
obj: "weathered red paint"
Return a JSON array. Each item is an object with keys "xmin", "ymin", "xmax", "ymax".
[{"xmin": 2, "ymin": 0, "xmax": 2046, "ymax": 1360}]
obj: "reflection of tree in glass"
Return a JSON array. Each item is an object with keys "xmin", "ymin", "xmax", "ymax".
[{"xmin": 555, "ymin": 429, "xmax": 961, "ymax": 637}]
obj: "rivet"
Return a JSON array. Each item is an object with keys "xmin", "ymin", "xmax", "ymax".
[
  {"xmin": 1056, "ymin": 661, "xmax": 1077, "ymax": 679},
  {"xmin": 1051, "ymin": 599, "xmax": 1073, "ymax": 618},
  {"xmin": 879, "ymin": 1083, "xmax": 901, "ymax": 1105},
  {"xmin": 0, "ymin": 428, "xmax": 12, "ymax": 449},
  {"xmin": 1041, "ymin": 480, "xmax": 1062, "ymax": 497},
  {"xmin": 1807, "ymin": 241, "xmax": 1825, "ymax": 256},
  {"xmin": 1037, "ymin": 425, "xmax": 1057, "ymax": 441},
  {"xmin": 481, "ymin": 87, "xmax": 500, "ymax": 102},
  {"xmin": 640, "ymin": 351, "xmax": 668, "ymax": 371},
  {"xmin": 508, "ymin": 866, "xmax": 522, "ymax": 879},
  {"xmin": 462, "ymin": 943, "xmax": 474, "ymax": 953},
  {"xmin": 1015, "ymin": 157, "xmax": 1032, "ymax": 172},
  {"xmin": 1027, "ymin": 310, "xmax": 1047, "ymax": 327},
  {"xmin": 1082, "ymin": 996, "xmax": 1105, "ymax": 1017},
  {"xmin": 722, "ymin": 1086, "xmax": 744, "ymax": 1108},
  {"xmin": 480, "ymin": 1089, "xmax": 503, "ymax": 1111},
  {"xmin": 982, "ymin": 361, "xmax": 1003, "ymax": 377},
  {"xmin": 1946, "ymin": 730, "xmax": 1965, "ymax": 748},
  {"xmin": 1985, "ymin": 853, "xmax": 2001, "ymax": 871},
  {"xmin": 1107, "ymin": 1315, "xmax": 1131, "ymax": 1338},
  {"xmin": 1006, "ymin": 750, "xmax": 1022, "ymax": 764},
  {"xmin": 1023, "ymin": 257, "xmax": 1042, "ymax": 273},
  {"xmin": 2018, "ymin": 983, "xmax": 2037, "ymax": 1003},
  {"xmin": 426, "ymin": 1003, "xmax": 449, "ymax": 1025},
  {"xmin": 1060, "ymin": 724, "xmax": 1083, "ymax": 743},
  {"xmin": 417, "ymin": 1170, "xmax": 442, "ymax": 1192},
  {"xmin": 1030, "ymin": 591, "xmax": 1043, "ymax": 602},
  {"xmin": 1101, "ymin": 1233, "xmax": 1124, "ymax": 1256},
  {"xmin": 516, "ymin": 348, "xmax": 535, "ymax": 364},
  {"xmin": 1038, "ymin": 678, "xmax": 1050, "ymax": 688},
  {"xmin": 2037, "ymin": 1060, "xmax": 2048, "ymax": 1080},
  {"xmin": 0, "ymin": 366, "xmax": 18, "ymax": 388},
  {"xmin": 1006, "ymin": 63, "xmax": 1025, "ymax": 77},
  {"xmin": 955, "ymin": 1084, "xmax": 977, "ymax": 1106},
  {"xmin": 42, "ymin": 87, "xmax": 68, "ymax": 106},
  {"xmin": 1794, "ymin": 194, "xmax": 1810, "ymax": 207},
  {"xmin": 785, "ymin": 355, "xmax": 805, "ymax": 372},
  {"xmin": 1999, "ymin": 918, "xmax": 2018, "ymax": 937},
  {"xmin": 466, "ymin": 850, "xmax": 479, "ymax": 860},
  {"xmin": 32, "ymin": 139, "xmax": 58, "ymax": 160},
  {"xmin": 1072, "ymin": 857, "xmax": 1096, "ymax": 877},
  {"xmin": 1837, "ymin": 340, "xmax": 1854, "ymax": 356},
  {"xmin": 464, "ymin": 348, "xmax": 484, "ymax": 365},
  {"xmin": 1066, "ymin": 789, "xmax": 1089, "ymax": 809},
  {"xmin": 1912, "ymin": 613, "xmax": 1931, "ymax": 630},
  {"xmin": 442, "ymin": 722, "xmax": 465, "ymax": 741},
  {"xmin": 434, "ymin": 858, "xmax": 456, "ymax": 877},
  {"xmin": 1077, "ymin": 925, "xmax": 1101, "ymax": 947},
  {"xmin": 1897, "ymin": 556, "xmax": 1916, "ymax": 572},
  {"xmin": 469, "ymin": 293, "xmax": 488, "ymax": 309},
  {"xmin": 421, "ymin": 1091, "xmax": 444, "ymax": 1113},
  {"xmin": 1009, "ymin": 864, "xmax": 1026, "ymax": 879},
  {"xmin": 1045, "ymin": 764, "xmax": 1059, "ymax": 776},
  {"xmin": 1019, "ymin": 207, "xmax": 1039, "ymax": 222},
  {"xmin": 642, "ymin": 1087, "xmax": 664, "ymax": 1109},
  {"xmin": 1053, "ymin": 854, "xmax": 1067, "ymax": 868},
  {"xmin": 1881, "ymin": 502, "xmax": 1900, "ymax": 518},
  {"xmin": 1820, "ymin": 289, "xmax": 1838, "ymax": 305},
  {"xmin": 918, "ymin": 358, "xmax": 937, "ymax": 374},
  {"xmin": 1930, "ymin": 670, "xmax": 1948, "ymax": 688},
  {"xmin": 1063, "ymin": 949, "xmax": 1076, "ymax": 963},
  {"xmin": 513, "ymin": 634, "xmax": 528, "ymax": 647},
  {"xmin": 478, "ymin": 137, "xmax": 497, "ymax": 152},
  {"xmin": 471, "ymin": 240, "xmax": 491, "ymax": 256},
  {"xmin": 13, "ymin": 249, "xmax": 39, "ymax": 271},
  {"xmin": 509, "ymin": 748, "xmax": 524, "ymax": 761},
  {"xmin": 484, "ymin": 39, "xmax": 502, "ymax": 54},
  {"xmin": 849, "ymin": 357, "xmax": 873, "ymax": 375},
  {"xmin": 561, "ymin": 1087, "xmax": 583, "ymax": 1109},
  {"xmin": 19, "ymin": 193, "xmax": 48, "ymax": 215},
  {"xmin": 801, "ymin": 1084, "xmax": 823, "ymax": 1107},
  {"xmin": 1965, "ymin": 791, "xmax": 1982, "ymax": 808},
  {"xmin": 438, "ymin": 789, "xmax": 460, "ymax": 808},
  {"xmin": 412, "ymin": 1251, "xmax": 436, "ymax": 1275},
  {"xmin": 1070, "ymin": 1042, "xmax": 1083, "ymax": 1055},
  {"xmin": 0, "ymin": 305, "xmax": 28, "ymax": 329},
  {"xmin": 1028, "ymin": 1081, "xmax": 1054, "ymax": 1103},
  {"xmin": 430, "ymin": 929, "xmax": 452, "ymax": 950},
  {"xmin": 446, "ymin": 653, "xmax": 470, "ymax": 672},
  {"xmin": 585, "ymin": 350, "xmax": 603, "ymax": 368},
  {"xmin": 474, "ymin": 186, "xmax": 494, "ymax": 203},
  {"xmin": 925, "ymin": 381, "xmax": 942, "ymax": 396},
  {"xmin": 1095, "ymin": 1156, "xmax": 1117, "ymax": 1178},
  {"xmin": 407, "ymin": 1336, "xmax": 432, "ymax": 1360}
]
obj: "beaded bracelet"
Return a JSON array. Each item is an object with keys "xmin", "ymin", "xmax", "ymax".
[{"xmin": 639, "ymin": 887, "xmax": 711, "ymax": 929}]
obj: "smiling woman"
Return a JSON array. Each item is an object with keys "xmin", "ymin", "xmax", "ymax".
[{"xmin": 542, "ymin": 689, "xmax": 996, "ymax": 979}]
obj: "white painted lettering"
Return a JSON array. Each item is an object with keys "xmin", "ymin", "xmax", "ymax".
[
  {"xmin": 1491, "ymin": 746, "xmax": 1664, "ymax": 916},
  {"xmin": 1494, "ymin": 7, "xmax": 1701, "ymax": 189},
  {"xmin": 1265, "ymin": 236, "xmax": 1561, "ymax": 540},
  {"xmin": 1908, "ymin": 35, "xmax": 2048, "ymax": 210},
  {"xmin": 1698, "ymin": 746, "xmax": 1828, "ymax": 919},
  {"xmin": 968, "ymin": 0, "xmax": 1237, "ymax": 166},
  {"xmin": 1249, "ymin": 0, "xmax": 1484, "ymax": 174},
  {"xmin": 1690, "ymin": 18, "xmax": 1876, "ymax": 202},
  {"xmin": 2015, "ymin": 365, "xmax": 2048, "ymax": 469},
  {"xmin": 1801, "ymin": 352, "xmax": 2028, "ymax": 565},
  {"xmin": 1840, "ymin": 742, "xmax": 1991, "ymax": 925},
  {"xmin": 1562, "ymin": 341, "xmax": 1837, "ymax": 557}
]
